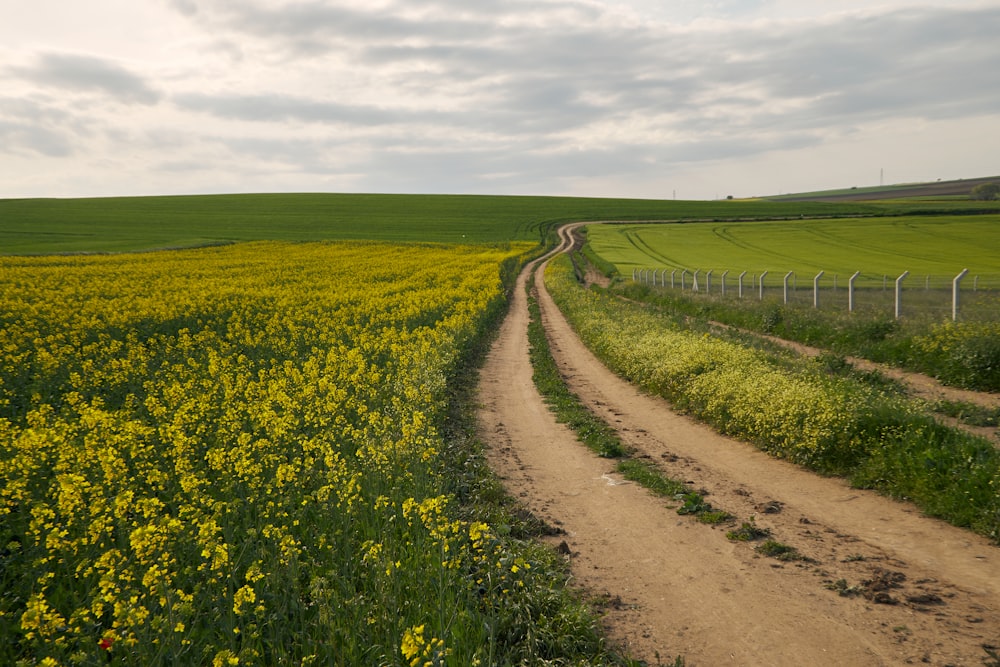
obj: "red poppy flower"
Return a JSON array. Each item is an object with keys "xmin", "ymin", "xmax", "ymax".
[{"xmin": 98, "ymin": 637, "xmax": 114, "ymax": 651}]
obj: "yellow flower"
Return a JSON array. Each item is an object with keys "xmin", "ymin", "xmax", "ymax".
[
  {"xmin": 212, "ymin": 649, "xmax": 240, "ymax": 666},
  {"xmin": 401, "ymin": 624, "xmax": 425, "ymax": 661},
  {"xmin": 233, "ymin": 585, "xmax": 257, "ymax": 616},
  {"xmin": 0, "ymin": 240, "xmax": 528, "ymax": 665}
]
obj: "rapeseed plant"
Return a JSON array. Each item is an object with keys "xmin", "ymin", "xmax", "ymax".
[{"xmin": 4, "ymin": 241, "xmax": 592, "ymax": 665}]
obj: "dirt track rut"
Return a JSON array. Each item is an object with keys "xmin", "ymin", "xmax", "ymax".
[{"xmin": 476, "ymin": 224, "xmax": 1000, "ymax": 666}]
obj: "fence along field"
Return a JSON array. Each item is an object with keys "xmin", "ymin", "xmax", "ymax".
[
  {"xmin": 588, "ymin": 215, "xmax": 1000, "ymax": 321},
  {"xmin": 631, "ymin": 267, "xmax": 1000, "ymax": 322}
]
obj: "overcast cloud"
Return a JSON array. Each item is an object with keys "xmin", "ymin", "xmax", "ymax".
[{"xmin": 1, "ymin": 0, "xmax": 998, "ymax": 199}]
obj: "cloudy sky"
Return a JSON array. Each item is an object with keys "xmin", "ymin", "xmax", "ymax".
[{"xmin": 2, "ymin": 0, "xmax": 999, "ymax": 200}]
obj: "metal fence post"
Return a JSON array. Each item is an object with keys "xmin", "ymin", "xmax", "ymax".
[
  {"xmin": 813, "ymin": 271, "xmax": 824, "ymax": 308},
  {"xmin": 738, "ymin": 270, "xmax": 747, "ymax": 299},
  {"xmin": 783, "ymin": 271, "xmax": 793, "ymax": 304},
  {"xmin": 894, "ymin": 271, "xmax": 910, "ymax": 319},
  {"xmin": 952, "ymin": 269, "xmax": 969, "ymax": 321},
  {"xmin": 848, "ymin": 271, "xmax": 861, "ymax": 312},
  {"xmin": 759, "ymin": 271, "xmax": 768, "ymax": 300}
]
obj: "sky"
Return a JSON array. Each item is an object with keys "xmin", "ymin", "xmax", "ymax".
[{"xmin": 1, "ymin": 0, "xmax": 999, "ymax": 200}]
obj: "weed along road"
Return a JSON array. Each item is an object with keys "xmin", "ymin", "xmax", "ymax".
[{"xmin": 477, "ymin": 223, "xmax": 1000, "ymax": 666}]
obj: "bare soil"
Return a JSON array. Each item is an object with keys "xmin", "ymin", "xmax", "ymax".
[{"xmin": 476, "ymin": 224, "xmax": 1000, "ymax": 666}]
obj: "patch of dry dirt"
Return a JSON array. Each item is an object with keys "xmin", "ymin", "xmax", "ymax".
[{"xmin": 476, "ymin": 224, "xmax": 1000, "ymax": 666}]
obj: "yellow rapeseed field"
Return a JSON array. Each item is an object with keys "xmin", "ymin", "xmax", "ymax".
[{"xmin": 0, "ymin": 241, "xmax": 540, "ymax": 665}]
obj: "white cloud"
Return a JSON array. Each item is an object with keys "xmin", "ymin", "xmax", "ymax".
[
  {"xmin": 9, "ymin": 52, "xmax": 162, "ymax": 105},
  {"xmin": 0, "ymin": 0, "xmax": 997, "ymax": 198}
]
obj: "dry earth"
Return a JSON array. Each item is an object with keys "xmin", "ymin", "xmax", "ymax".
[{"xmin": 476, "ymin": 224, "xmax": 1000, "ymax": 666}]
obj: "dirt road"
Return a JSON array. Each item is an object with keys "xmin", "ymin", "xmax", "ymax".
[{"xmin": 476, "ymin": 224, "xmax": 1000, "ymax": 666}]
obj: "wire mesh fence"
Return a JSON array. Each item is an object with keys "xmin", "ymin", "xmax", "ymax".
[{"xmin": 631, "ymin": 269, "xmax": 1000, "ymax": 322}]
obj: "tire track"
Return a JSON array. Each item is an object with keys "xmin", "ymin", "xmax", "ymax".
[{"xmin": 477, "ymin": 223, "xmax": 1000, "ymax": 666}]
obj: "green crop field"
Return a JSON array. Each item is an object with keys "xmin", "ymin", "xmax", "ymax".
[
  {"xmin": 1, "ymin": 193, "xmax": 890, "ymax": 254},
  {"xmin": 585, "ymin": 215, "xmax": 1000, "ymax": 284}
]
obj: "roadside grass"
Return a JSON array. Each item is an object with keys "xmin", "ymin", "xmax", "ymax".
[
  {"xmin": 812, "ymin": 353, "xmax": 903, "ymax": 395},
  {"xmin": 726, "ymin": 520, "xmax": 771, "ymax": 542},
  {"xmin": 546, "ymin": 253, "xmax": 1000, "ymax": 544},
  {"xmin": 675, "ymin": 491, "xmax": 734, "ymax": 524},
  {"xmin": 527, "ymin": 281, "xmax": 627, "ymax": 459},
  {"xmin": 2, "ymin": 193, "xmax": 888, "ymax": 254},
  {"xmin": 931, "ymin": 400, "xmax": 1000, "ymax": 428},
  {"xmin": 695, "ymin": 509, "xmax": 734, "ymax": 525},
  {"xmin": 609, "ymin": 281, "xmax": 1000, "ymax": 393},
  {"xmin": 755, "ymin": 540, "xmax": 812, "ymax": 562},
  {"xmin": 616, "ymin": 459, "xmax": 687, "ymax": 497}
]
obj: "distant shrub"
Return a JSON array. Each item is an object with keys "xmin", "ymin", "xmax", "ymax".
[{"xmin": 970, "ymin": 182, "xmax": 1000, "ymax": 201}]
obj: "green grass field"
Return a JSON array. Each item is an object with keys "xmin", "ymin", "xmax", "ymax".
[
  {"xmin": 585, "ymin": 216, "xmax": 1000, "ymax": 284},
  {"xmin": 1, "ymin": 193, "xmax": 888, "ymax": 254}
]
